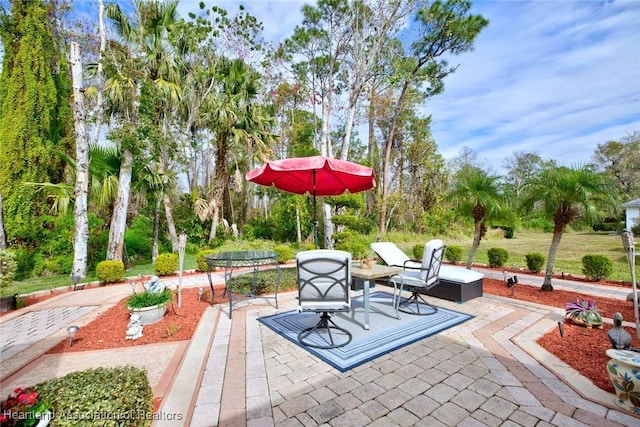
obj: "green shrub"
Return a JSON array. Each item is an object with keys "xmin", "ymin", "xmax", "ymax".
[
  {"xmin": 95, "ymin": 260, "xmax": 125, "ymax": 285},
  {"xmin": 36, "ymin": 366, "xmax": 154, "ymax": 427},
  {"xmin": 125, "ymin": 217, "xmax": 154, "ymax": 259},
  {"xmin": 127, "ymin": 288, "xmax": 173, "ymax": 309},
  {"xmin": 43, "ymin": 255, "xmax": 72, "ymax": 275},
  {"xmin": 154, "ymin": 252, "xmax": 178, "ymax": 276},
  {"xmin": 581, "ymin": 254, "xmax": 613, "ymax": 281},
  {"xmin": 445, "ymin": 246, "xmax": 463, "ymax": 264},
  {"xmin": 0, "ymin": 249, "xmax": 17, "ymax": 288},
  {"xmin": 230, "ymin": 268, "xmax": 297, "ymax": 294},
  {"xmin": 273, "ymin": 245, "xmax": 293, "ymax": 264},
  {"xmin": 525, "ymin": 252, "xmax": 545, "ymax": 273},
  {"xmin": 487, "ymin": 248, "xmax": 509, "ymax": 267},
  {"xmin": 196, "ymin": 249, "xmax": 218, "ymax": 272},
  {"xmin": 334, "ymin": 231, "xmax": 368, "ymax": 259},
  {"xmin": 12, "ymin": 247, "xmax": 34, "ymax": 280},
  {"xmin": 412, "ymin": 244, "xmax": 425, "ymax": 260}
]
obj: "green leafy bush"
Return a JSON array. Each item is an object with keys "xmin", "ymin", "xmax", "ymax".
[
  {"xmin": 127, "ymin": 289, "xmax": 173, "ymax": 309},
  {"xmin": 502, "ymin": 226, "xmax": 514, "ymax": 239},
  {"xmin": 12, "ymin": 247, "xmax": 35, "ymax": 280},
  {"xmin": 301, "ymin": 243, "xmax": 316, "ymax": 251},
  {"xmin": 125, "ymin": 217, "xmax": 154, "ymax": 260},
  {"xmin": 334, "ymin": 231, "xmax": 368, "ymax": 259},
  {"xmin": 581, "ymin": 254, "xmax": 613, "ymax": 281},
  {"xmin": 273, "ymin": 245, "xmax": 293, "ymax": 264},
  {"xmin": 196, "ymin": 249, "xmax": 218, "ymax": 272},
  {"xmin": 230, "ymin": 268, "xmax": 297, "ymax": 294},
  {"xmin": 445, "ymin": 246, "xmax": 463, "ymax": 264},
  {"xmin": 412, "ymin": 244, "xmax": 425, "ymax": 260},
  {"xmin": 487, "ymin": 248, "xmax": 509, "ymax": 267},
  {"xmin": 43, "ymin": 255, "xmax": 72, "ymax": 275},
  {"xmin": 0, "ymin": 249, "xmax": 17, "ymax": 288},
  {"xmin": 154, "ymin": 253, "xmax": 178, "ymax": 276},
  {"xmin": 95, "ymin": 260, "xmax": 125, "ymax": 285},
  {"xmin": 36, "ymin": 366, "xmax": 154, "ymax": 427},
  {"xmin": 525, "ymin": 252, "xmax": 545, "ymax": 273}
]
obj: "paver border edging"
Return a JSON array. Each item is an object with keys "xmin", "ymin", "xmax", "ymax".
[
  {"xmin": 155, "ymin": 306, "xmax": 220, "ymax": 426},
  {"xmin": 512, "ymin": 312, "xmax": 625, "ymax": 413}
]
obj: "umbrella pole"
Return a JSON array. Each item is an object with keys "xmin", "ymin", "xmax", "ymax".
[{"xmin": 313, "ymin": 169, "xmax": 318, "ymax": 249}]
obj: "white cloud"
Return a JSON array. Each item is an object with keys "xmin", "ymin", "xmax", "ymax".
[{"xmin": 425, "ymin": 0, "xmax": 640, "ymax": 171}]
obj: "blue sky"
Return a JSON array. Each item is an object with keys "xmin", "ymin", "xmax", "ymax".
[
  {"xmin": 203, "ymin": 0, "xmax": 640, "ymax": 172},
  {"xmin": 81, "ymin": 0, "xmax": 640, "ymax": 172}
]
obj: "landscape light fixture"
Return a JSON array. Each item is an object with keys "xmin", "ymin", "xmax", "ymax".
[
  {"xmin": 71, "ymin": 274, "xmax": 81, "ymax": 291},
  {"xmin": 198, "ymin": 287, "xmax": 204, "ymax": 302},
  {"xmin": 67, "ymin": 325, "xmax": 79, "ymax": 348}
]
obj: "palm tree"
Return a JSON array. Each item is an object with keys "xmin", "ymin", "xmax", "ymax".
[
  {"xmin": 520, "ymin": 165, "xmax": 619, "ymax": 291},
  {"xmin": 202, "ymin": 58, "xmax": 274, "ymax": 242},
  {"xmin": 447, "ymin": 168, "xmax": 504, "ymax": 269},
  {"xmin": 103, "ymin": 0, "xmax": 180, "ymax": 261}
]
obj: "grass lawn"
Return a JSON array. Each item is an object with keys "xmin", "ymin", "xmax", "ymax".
[
  {"xmin": 390, "ymin": 229, "xmax": 638, "ymax": 282},
  {"xmin": 2, "ymin": 230, "xmax": 638, "ymax": 297}
]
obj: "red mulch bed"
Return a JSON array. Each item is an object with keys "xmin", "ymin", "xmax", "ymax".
[
  {"xmin": 482, "ymin": 274, "xmax": 640, "ymax": 394},
  {"xmin": 8, "ymin": 270, "xmax": 640, "ymax": 396},
  {"xmin": 47, "ymin": 287, "xmax": 223, "ymax": 353}
]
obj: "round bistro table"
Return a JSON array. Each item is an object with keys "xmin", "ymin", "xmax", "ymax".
[{"xmin": 205, "ymin": 251, "xmax": 281, "ymax": 318}]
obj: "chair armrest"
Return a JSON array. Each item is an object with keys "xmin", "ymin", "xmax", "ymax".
[{"xmin": 402, "ymin": 260, "xmax": 421, "ymax": 270}]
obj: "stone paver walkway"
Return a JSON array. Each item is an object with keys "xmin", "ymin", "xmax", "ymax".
[
  {"xmin": 2, "ymin": 267, "xmax": 640, "ymax": 426},
  {"xmin": 187, "ymin": 286, "xmax": 640, "ymax": 427}
]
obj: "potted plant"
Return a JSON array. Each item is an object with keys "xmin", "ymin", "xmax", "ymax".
[
  {"xmin": 565, "ymin": 298, "xmax": 603, "ymax": 329},
  {"xmin": 0, "ymin": 387, "xmax": 52, "ymax": 426},
  {"xmin": 127, "ymin": 287, "xmax": 173, "ymax": 325}
]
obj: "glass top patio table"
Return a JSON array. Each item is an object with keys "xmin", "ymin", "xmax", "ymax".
[{"xmin": 205, "ymin": 251, "xmax": 281, "ymax": 318}]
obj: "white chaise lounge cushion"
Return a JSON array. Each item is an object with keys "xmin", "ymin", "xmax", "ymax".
[
  {"xmin": 439, "ymin": 265, "xmax": 484, "ymax": 283},
  {"xmin": 370, "ymin": 242, "xmax": 420, "ymax": 269}
]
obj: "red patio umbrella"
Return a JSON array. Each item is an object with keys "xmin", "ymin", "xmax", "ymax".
[{"xmin": 246, "ymin": 155, "xmax": 376, "ymax": 247}]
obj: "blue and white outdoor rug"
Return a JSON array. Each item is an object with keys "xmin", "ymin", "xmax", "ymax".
[{"xmin": 258, "ymin": 291, "xmax": 473, "ymax": 372}]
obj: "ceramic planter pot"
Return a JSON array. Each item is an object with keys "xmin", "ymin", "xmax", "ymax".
[
  {"xmin": 606, "ymin": 349, "xmax": 640, "ymax": 414},
  {"xmin": 128, "ymin": 303, "xmax": 168, "ymax": 325},
  {"xmin": 565, "ymin": 313, "xmax": 603, "ymax": 329}
]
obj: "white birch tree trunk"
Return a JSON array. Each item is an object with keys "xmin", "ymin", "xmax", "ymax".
[
  {"xmin": 164, "ymin": 193, "xmax": 178, "ymax": 252},
  {"xmin": 70, "ymin": 42, "xmax": 89, "ymax": 277},
  {"xmin": 106, "ymin": 149, "xmax": 133, "ymax": 261},
  {"xmin": 90, "ymin": 0, "xmax": 106, "ymax": 145}
]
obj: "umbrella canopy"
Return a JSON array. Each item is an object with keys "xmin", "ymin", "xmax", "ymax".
[
  {"xmin": 246, "ymin": 155, "xmax": 376, "ymax": 247},
  {"xmin": 245, "ymin": 155, "xmax": 375, "ymax": 197}
]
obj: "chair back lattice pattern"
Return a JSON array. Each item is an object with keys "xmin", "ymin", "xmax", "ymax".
[
  {"xmin": 420, "ymin": 239, "xmax": 446, "ymax": 287},
  {"xmin": 297, "ymin": 250, "xmax": 351, "ymax": 312}
]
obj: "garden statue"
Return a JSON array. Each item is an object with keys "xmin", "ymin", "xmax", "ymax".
[
  {"xmin": 146, "ymin": 275, "xmax": 165, "ymax": 293},
  {"xmin": 126, "ymin": 314, "xmax": 143, "ymax": 340},
  {"xmin": 607, "ymin": 312, "xmax": 631, "ymax": 349}
]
